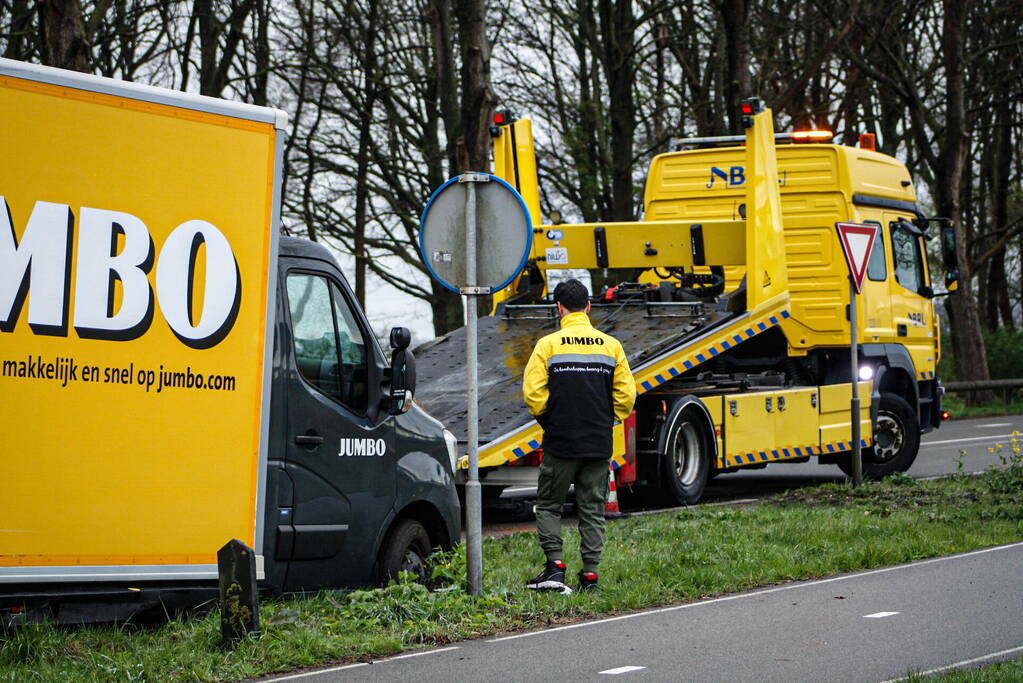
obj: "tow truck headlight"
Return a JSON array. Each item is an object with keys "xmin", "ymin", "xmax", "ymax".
[
  {"xmin": 859, "ymin": 365, "xmax": 874, "ymax": 381},
  {"xmin": 443, "ymin": 429, "xmax": 459, "ymax": 473}
]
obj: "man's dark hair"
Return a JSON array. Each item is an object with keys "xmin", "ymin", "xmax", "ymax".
[{"xmin": 552, "ymin": 279, "xmax": 590, "ymax": 312}]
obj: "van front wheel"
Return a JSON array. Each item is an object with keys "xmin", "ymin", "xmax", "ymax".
[{"xmin": 377, "ymin": 519, "xmax": 431, "ymax": 584}]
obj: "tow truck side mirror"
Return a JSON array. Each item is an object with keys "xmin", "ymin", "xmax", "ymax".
[
  {"xmin": 387, "ymin": 326, "xmax": 416, "ymax": 415},
  {"xmin": 941, "ymin": 223, "xmax": 960, "ymax": 292}
]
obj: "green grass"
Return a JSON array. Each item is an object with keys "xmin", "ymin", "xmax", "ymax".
[
  {"xmin": 909, "ymin": 657, "xmax": 1023, "ymax": 681},
  {"xmin": 3, "ymin": 462, "xmax": 1022, "ymax": 682},
  {"xmin": 943, "ymin": 393, "xmax": 1023, "ymax": 419}
]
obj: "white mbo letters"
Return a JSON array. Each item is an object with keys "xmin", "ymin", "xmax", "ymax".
[
  {"xmin": 0, "ymin": 197, "xmax": 240, "ymax": 347},
  {"xmin": 0, "ymin": 200, "xmax": 72, "ymax": 334},
  {"xmin": 74, "ymin": 207, "xmax": 154, "ymax": 339},
  {"xmin": 156, "ymin": 220, "xmax": 240, "ymax": 348}
]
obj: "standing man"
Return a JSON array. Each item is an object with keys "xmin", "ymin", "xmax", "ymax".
[{"xmin": 522, "ymin": 279, "xmax": 636, "ymax": 593}]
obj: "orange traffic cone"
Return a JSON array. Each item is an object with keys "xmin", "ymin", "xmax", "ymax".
[{"xmin": 605, "ymin": 464, "xmax": 622, "ymax": 517}]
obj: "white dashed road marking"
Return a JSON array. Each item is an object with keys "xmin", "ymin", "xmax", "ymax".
[
  {"xmin": 978, "ymin": 423, "xmax": 1013, "ymax": 428},
  {"xmin": 599, "ymin": 666, "xmax": 647, "ymax": 675},
  {"xmin": 864, "ymin": 611, "xmax": 900, "ymax": 619}
]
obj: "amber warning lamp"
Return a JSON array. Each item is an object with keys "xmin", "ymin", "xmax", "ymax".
[{"xmin": 791, "ymin": 129, "xmax": 833, "ymax": 143}]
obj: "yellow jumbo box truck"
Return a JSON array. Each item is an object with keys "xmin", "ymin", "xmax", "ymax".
[{"xmin": 0, "ymin": 59, "xmax": 460, "ymax": 624}]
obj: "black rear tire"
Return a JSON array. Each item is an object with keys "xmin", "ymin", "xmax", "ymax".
[
  {"xmin": 660, "ymin": 407, "xmax": 712, "ymax": 505},
  {"xmin": 838, "ymin": 392, "xmax": 920, "ymax": 479},
  {"xmin": 377, "ymin": 519, "xmax": 432, "ymax": 584}
]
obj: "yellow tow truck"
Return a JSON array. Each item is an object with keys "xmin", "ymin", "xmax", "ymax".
[{"xmin": 415, "ymin": 100, "xmax": 959, "ymax": 504}]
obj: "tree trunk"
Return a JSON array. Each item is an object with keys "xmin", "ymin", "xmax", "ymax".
[
  {"xmin": 720, "ymin": 0, "xmax": 750, "ymax": 133},
  {"xmin": 425, "ymin": 0, "xmax": 465, "ymax": 335},
  {"xmin": 352, "ymin": 0, "xmax": 382, "ymax": 309},
  {"xmin": 429, "ymin": 281, "xmax": 463, "ymax": 338},
  {"xmin": 38, "ymin": 0, "xmax": 90, "ymax": 71},
  {"xmin": 4, "ymin": 0, "xmax": 34, "ymax": 61},
  {"xmin": 194, "ymin": 0, "xmax": 254, "ymax": 98},
  {"xmin": 194, "ymin": 0, "xmax": 218, "ymax": 95},
  {"xmin": 599, "ymin": 0, "xmax": 634, "ymax": 222},
  {"xmin": 989, "ymin": 90, "xmax": 1014, "ymax": 329},
  {"xmin": 938, "ymin": 0, "xmax": 992, "ymax": 400},
  {"xmin": 455, "ymin": 0, "xmax": 495, "ymax": 173},
  {"xmin": 251, "ymin": 0, "xmax": 269, "ymax": 106}
]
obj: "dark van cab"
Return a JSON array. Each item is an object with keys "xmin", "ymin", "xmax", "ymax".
[{"xmin": 267, "ymin": 237, "xmax": 460, "ymax": 591}]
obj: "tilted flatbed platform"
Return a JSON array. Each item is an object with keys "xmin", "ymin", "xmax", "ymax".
[{"xmin": 414, "ymin": 294, "xmax": 792, "ymax": 470}]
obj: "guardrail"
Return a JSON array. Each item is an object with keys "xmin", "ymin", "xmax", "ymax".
[{"xmin": 944, "ymin": 379, "xmax": 1023, "ymax": 403}]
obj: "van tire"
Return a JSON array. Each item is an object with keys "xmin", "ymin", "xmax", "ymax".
[
  {"xmin": 837, "ymin": 392, "xmax": 920, "ymax": 479},
  {"xmin": 660, "ymin": 408, "xmax": 711, "ymax": 505},
  {"xmin": 377, "ymin": 519, "xmax": 431, "ymax": 584}
]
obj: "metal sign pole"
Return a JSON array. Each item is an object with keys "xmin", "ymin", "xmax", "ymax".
[
  {"xmin": 419, "ymin": 169, "xmax": 529, "ymax": 597},
  {"xmin": 850, "ymin": 277, "xmax": 862, "ymax": 487},
  {"xmin": 462, "ymin": 176, "xmax": 484, "ymax": 596}
]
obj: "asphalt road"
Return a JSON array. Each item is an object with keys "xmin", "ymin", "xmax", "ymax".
[
  {"xmin": 259, "ymin": 415, "xmax": 1023, "ymax": 682},
  {"xmin": 482, "ymin": 414, "xmax": 1023, "ymax": 533},
  {"xmin": 265, "ymin": 543, "xmax": 1023, "ymax": 682}
]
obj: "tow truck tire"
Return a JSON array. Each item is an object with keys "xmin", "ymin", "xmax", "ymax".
[
  {"xmin": 837, "ymin": 392, "xmax": 920, "ymax": 479},
  {"xmin": 660, "ymin": 408, "xmax": 712, "ymax": 505},
  {"xmin": 377, "ymin": 519, "xmax": 432, "ymax": 584}
]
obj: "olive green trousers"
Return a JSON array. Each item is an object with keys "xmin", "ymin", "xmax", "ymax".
[{"xmin": 535, "ymin": 453, "xmax": 610, "ymax": 573}]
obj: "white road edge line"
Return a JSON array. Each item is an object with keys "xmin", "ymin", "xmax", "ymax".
[
  {"xmin": 383, "ymin": 646, "xmax": 461, "ymax": 661},
  {"xmin": 863, "ymin": 611, "xmax": 899, "ymax": 618},
  {"xmin": 881, "ymin": 644, "xmax": 1023, "ymax": 682},
  {"xmin": 263, "ymin": 663, "xmax": 368, "ymax": 681},
  {"xmin": 261, "ymin": 646, "xmax": 460, "ymax": 681},
  {"xmin": 599, "ymin": 666, "xmax": 647, "ymax": 675},
  {"xmin": 487, "ymin": 541, "xmax": 1023, "ymax": 643},
  {"xmin": 924, "ymin": 433, "xmax": 1018, "ymax": 446}
]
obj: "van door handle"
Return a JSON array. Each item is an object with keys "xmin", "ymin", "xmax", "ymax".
[
  {"xmin": 897, "ymin": 324, "xmax": 908, "ymax": 337},
  {"xmin": 294, "ymin": 434, "xmax": 324, "ymax": 446}
]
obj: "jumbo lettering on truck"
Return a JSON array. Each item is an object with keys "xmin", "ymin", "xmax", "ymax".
[{"xmin": 0, "ymin": 59, "xmax": 460, "ymax": 623}]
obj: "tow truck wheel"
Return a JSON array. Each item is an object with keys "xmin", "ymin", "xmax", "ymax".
[
  {"xmin": 837, "ymin": 392, "xmax": 920, "ymax": 479},
  {"xmin": 377, "ymin": 519, "xmax": 432, "ymax": 584},
  {"xmin": 660, "ymin": 408, "xmax": 711, "ymax": 505}
]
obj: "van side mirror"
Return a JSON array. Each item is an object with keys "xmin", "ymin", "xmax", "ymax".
[
  {"xmin": 387, "ymin": 326, "xmax": 416, "ymax": 415},
  {"xmin": 390, "ymin": 326, "xmax": 412, "ymax": 350}
]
